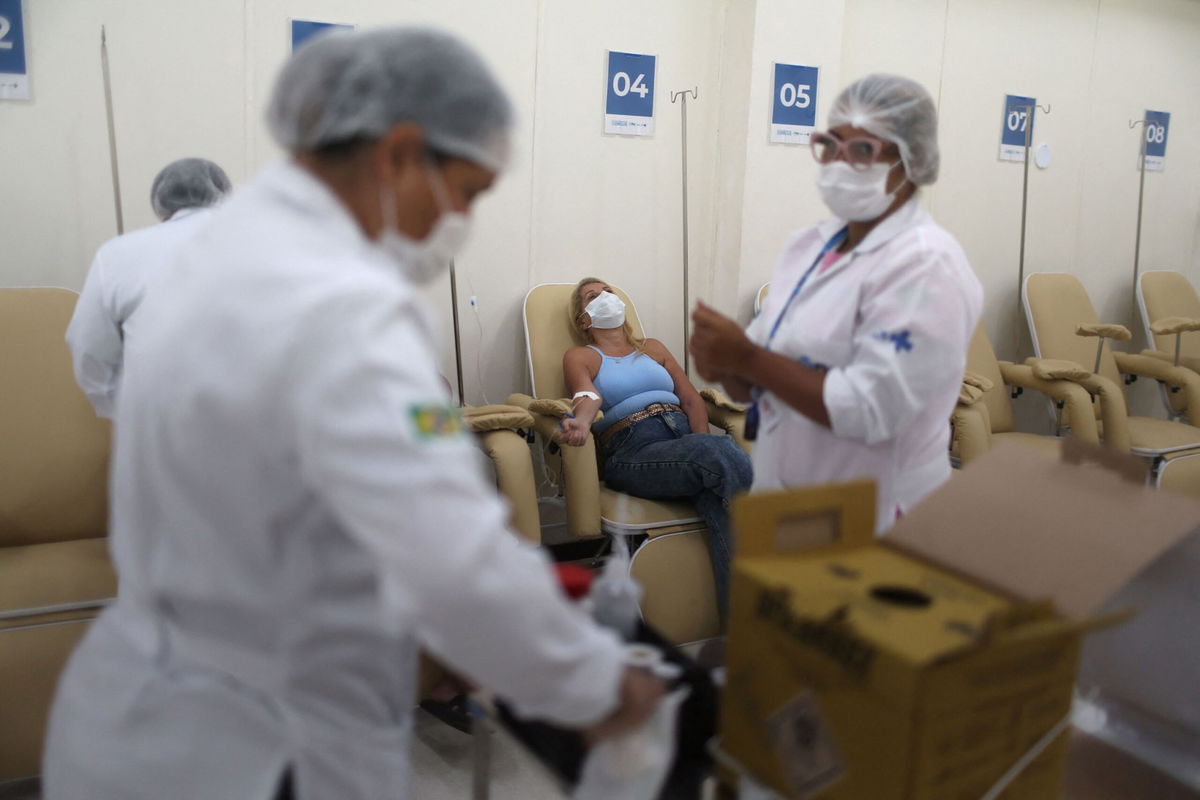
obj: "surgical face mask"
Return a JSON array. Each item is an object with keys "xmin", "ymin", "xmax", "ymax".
[
  {"xmin": 816, "ymin": 160, "xmax": 903, "ymax": 222},
  {"xmin": 378, "ymin": 164, "xmax": 471, "ymax": 285},
  {"xmin": 584, "ymin": 291, "xmax": 626, "ymax": 330}
]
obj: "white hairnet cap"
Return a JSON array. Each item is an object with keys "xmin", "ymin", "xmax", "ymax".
[
  {"xmin": 267, "ymin": 26, "xmax": 513, "ymax": 172},
  {"xmin": 828, "ymin": 74, "xmax": 939, "ymax": 186},
  {"xmin": 150, "ymin": 158, "xmax": 231, "ymax": 220}
]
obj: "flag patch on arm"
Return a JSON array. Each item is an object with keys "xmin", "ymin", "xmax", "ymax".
[{"xmin": 409, "ymin": 404, "xmax": 466, "ymax": 440}]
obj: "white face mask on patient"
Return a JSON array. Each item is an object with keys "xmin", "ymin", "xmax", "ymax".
[
  {"xmin": 584, "ymin": 292, "xmax": 626, "ymax": 329},
  {"xmin": 378, "ymin": 164, "xmax": 472, "ymax": 285},
  {"xmin": 815, "ymin": 160, "xmax": 903, "ymax": 222}
]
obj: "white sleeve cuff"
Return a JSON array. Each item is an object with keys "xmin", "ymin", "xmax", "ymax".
[{"xmin": 822, "ymin": 367, "xmax": 869, "ymax": 441}]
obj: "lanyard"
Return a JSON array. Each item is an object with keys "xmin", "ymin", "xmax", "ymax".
[
  {"xmin": 764, "ymin": 226, "xmax": 849, "ymax": 350},
  {"xmin": 744, "ymin": 226, "xmax": 848, "ymax": 442}
]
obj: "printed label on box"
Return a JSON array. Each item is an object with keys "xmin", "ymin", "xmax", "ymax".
[{"xmin": 768, "ymin": 690, "xmax": 844, "ymax": 798}]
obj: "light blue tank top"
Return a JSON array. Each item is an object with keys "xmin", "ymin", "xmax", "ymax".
[{"xmin": 587, "ymin": 345, "xmax": 680, "ymax": 434}]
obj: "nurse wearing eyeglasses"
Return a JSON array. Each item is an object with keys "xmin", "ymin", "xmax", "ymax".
[{"xmin": 690, "ymin": 73, "xmax": 983, "ymax": 532}]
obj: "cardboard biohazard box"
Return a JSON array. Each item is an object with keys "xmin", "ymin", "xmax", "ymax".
[{"xmin": 719, "ymin": 443, "xmax": 1200, "ymax": 800}]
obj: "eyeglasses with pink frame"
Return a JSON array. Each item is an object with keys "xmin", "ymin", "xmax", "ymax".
[{"xmin": 809, "ymin": 131, "xmax": 888, "ymax": 171}]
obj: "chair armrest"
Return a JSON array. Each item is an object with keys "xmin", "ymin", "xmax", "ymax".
[
  {"xmin": 957, "ymin": 369, "xmax": 994, "ymax": 407},
  {"xmin": 951, "ymin": 404, "xmax": 992, "ymax": 465},
  {"xmin": 1149, "ymin": 316, "xmax": 1200, "ymax": 336},
  {"xmin": 962, "ymin": 370, "xmax": 994, "ymax": 393},
  {"xmin": 700, "ymin": 388, "xmax": 750, "ymax": 453},
  {"xmin": 476, "ymin": 429, "xmax": 541, "ymax": 543},
  {"xmin": 1114, "ymin": 352, "xmax": 1200, "ymax": 425},
  {"xmin": 1075, "ymin": 323, "xmax": 1132, "ymax": 341},
  {"xmin": 507, "ymin": 392, "xmax": 535, "ymax": 410},
  {"xmin": 1072, "ymin": 372, "xmax": 1131, "ymax": 452},
  {"xmin": 1143, "ymin": 349, "xmax": 1200, "ymax": 374},
  {"xmin": 508, "ymin": 393, "xmax": 602, "ymax": 538},
  {"xmin": 958, "ymin": 381, "xmax": 985, "ymax": 406},
  {"xmin": 462, "ymin": 404, "xmax": 534, "ymax": 434},
  {"xmin": 1001, "ymin": 362, "xmax": 1099, "ymax": 443},
  {"xmin": 699, "ymin": 387, "xmax": 747, "ymax": 412},
  {"xmin": 1024, "ymin": 358, "xmax": 1092, "ymax": 382},
  {"xmin": 1115, "ymin": 351, "xmax": 1200, "ymax": 389}
]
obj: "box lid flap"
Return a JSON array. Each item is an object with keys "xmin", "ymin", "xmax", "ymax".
[{"xmin": 886, "ymin": 442, "xmax": 1200, "ymax": 618}]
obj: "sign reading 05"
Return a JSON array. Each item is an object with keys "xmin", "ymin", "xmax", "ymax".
[{"xmin": 770, "ymin": 63, "xmax": 819, "ymax": 145}]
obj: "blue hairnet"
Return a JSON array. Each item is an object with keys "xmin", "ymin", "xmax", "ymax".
[
  {"xmin": 150, "ymin": 158, "xmax": 231, "ymax": 220},
  {"xmin": 829, "ymin": 74, "xmax": 940, "ymax": 186},
  {"xmin": 267, "ymin": 26, "xmax": 513, "ymax": 172}
]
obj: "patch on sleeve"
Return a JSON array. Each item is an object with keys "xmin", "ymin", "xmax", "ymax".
[
  {"xmin": 873, "ymin": 329, "xmax": 913, "ymax": 353},
  {"xmin": 409, "ymin": 404, "xmax": 467, "ymax": 440}
]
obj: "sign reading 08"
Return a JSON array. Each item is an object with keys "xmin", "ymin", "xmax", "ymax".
[
  {"xmin": 770, "ymin": 63, "xmax": 819, "ymax": 145},
  {"xmin": 1142, "ymin": 110, "xmax": 1170, "ymax": 172},
  {"xmin": 0, "ymin": 0, "xmax": 29, "ymax": 101},
  {"xmin": 604, "ymin": 50, "xmax": 656, "ymax": 137}
]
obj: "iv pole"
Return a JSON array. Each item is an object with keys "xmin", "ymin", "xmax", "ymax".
[
  {"xmin": 670, "ymin": 86, "xmax": 698, "ymax": 375},
  {"xmin": 449, "ymin": 260, "xmax": 466, "ymax": 406},
  {"xmin": 1128, "ymin": 118, "xmax": 1149, "ymax": 310},
  {"xmin": 1016, "ymin": 102, "xmax": 1050, "ymax": 305},
  {"xmin": 101, "ymin": 26, "xmax": 124, "ymax": 235}
]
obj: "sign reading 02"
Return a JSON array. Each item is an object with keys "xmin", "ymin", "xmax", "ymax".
[
  {"xmin": 604, "ymin": 50, "xmax": 656, "ymax": 137},
  {"xmin": 0, "ymin": 0, "xmax": 29, "ymax": 101}
]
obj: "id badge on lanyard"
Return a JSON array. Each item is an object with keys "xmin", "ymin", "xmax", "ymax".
[{"xmin": 744, "ymin": 226, "xmax": 848, "ymax": 441}]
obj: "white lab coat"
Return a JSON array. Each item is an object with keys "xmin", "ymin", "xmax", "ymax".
[
  {"xmin": 65, "ymin": 207, "xmax": 214, "ymax": 418},
  {"xmin": 44, "ymin": 160, "xmax": 624, "ymax": 800},
  {"xmin": 747, "ymin": 197, "xmax": 983, "ymax": 531}
]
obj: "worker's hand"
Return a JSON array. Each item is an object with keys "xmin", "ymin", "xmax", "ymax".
[
  {"xmin": 584, "ymin": 666, "xmax": 666, "ymax": 745},
  {"xmin": 690, "ymin": 301, "xmax": 756, "ymax": 382},
  {"xmin": 558, "ymin": 415, "xmax": 591, "ymax": 447}
]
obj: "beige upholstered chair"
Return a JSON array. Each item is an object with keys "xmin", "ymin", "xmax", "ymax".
[
  {"xmin": 509, "ymin": 283, "xmax": 746, "ymax": 643},
  {"xmin": 952, "ymin": 323, "xmax": 1099, "ymax": 465},
  {"xmin": 0, "ymin": 288, "xmax": 117, "ymax": 781},
  {"xmin": 1023, "ymin": 273, "xmax": 1200, "ymax": 498},
  {"xmin": 1137, "ymin": 270, "xmax": 1200, "ymax": 421}
]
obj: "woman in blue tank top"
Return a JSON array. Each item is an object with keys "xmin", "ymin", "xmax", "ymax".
[{"xmin": 560, "ymin": 277, "xmax": 753, "ymax": 614}]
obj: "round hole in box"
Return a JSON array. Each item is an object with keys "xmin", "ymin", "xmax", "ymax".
[{"xmin": 870, "ymin": 585, "xmax": 932, "ymax": 608}]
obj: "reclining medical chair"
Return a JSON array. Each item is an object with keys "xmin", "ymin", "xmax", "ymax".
[
  {"xmin": 1137, "ymin": 270, "xmax": 1200, "ymax": 422},
  {"xmin": 952, "ymin": 323, "xmax": 1099, "ymax": 465},
  {"xmin": 509, "ymin": 284, "xmax": 746, "ymax": 644},
  {"xmin": 0, "ymin": 288, "xmax": 117, "ymax": 781},
  {"xmin": 1023, "ymin": 273, "xmax": 1200, "ymax": 497}
]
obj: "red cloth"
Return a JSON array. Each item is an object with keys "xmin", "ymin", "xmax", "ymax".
[{"xmin": 553, "ymin": 563, "xmax": 594, "ymax": 600}]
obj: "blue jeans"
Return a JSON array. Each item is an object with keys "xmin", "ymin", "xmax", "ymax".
[{"xmin": 600, "ymin": 411, "xmax": 753, "ymax": 615}]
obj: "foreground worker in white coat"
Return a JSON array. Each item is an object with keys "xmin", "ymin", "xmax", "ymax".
[
  {"xmin": 690, "ymin": 74, "xmax": 982, "ymax": 531},
  {"xmin": 65, "ymin": 158, "xmax": 231, "ymax": 418},
  {"xmin": 44, "ymin": 27, "xmax": 660, "ymax": 800}
]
